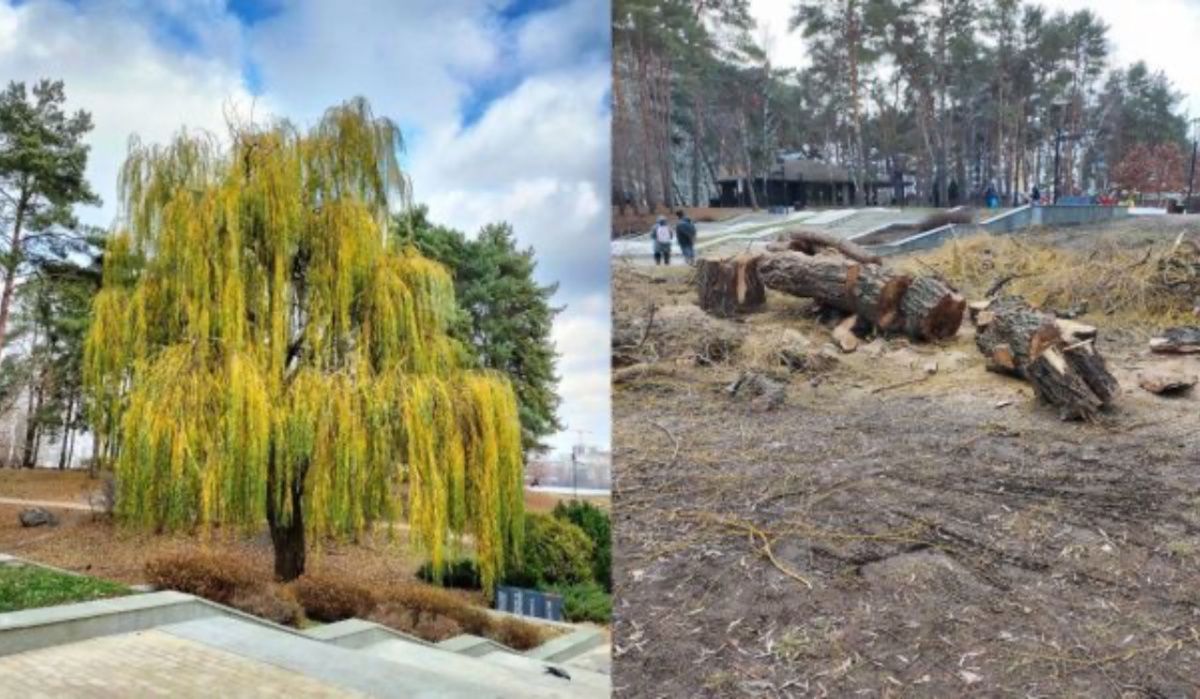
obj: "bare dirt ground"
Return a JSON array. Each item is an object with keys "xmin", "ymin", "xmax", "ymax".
[
  {"xmin": 0, "ymin": 468, "xmax": 96, "ymax": 503},
  {"xmin": 611, "ymin": 224, "xmax": 1200, "ymax": 697}
]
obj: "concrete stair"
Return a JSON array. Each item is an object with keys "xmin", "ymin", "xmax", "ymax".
[{"xmin": 0, "ymin": 590, "xmax": 611, "ymax": 697}]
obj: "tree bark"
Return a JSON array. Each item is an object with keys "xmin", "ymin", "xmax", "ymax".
[
  {"xmin": 757, "ymin": 252, "xmax": 964, "ymax": 340},
  {"xmin": 772, "ymin": 229, "xmax": 882, "ymax": 264},
  {"xmin": 21, "ymin": 382, "xmax": 42, "ymax": 469},
  {"xmin": 974, "ymin": 296, "xmax": 1117, "ymax": 419},
  {"xmin": 267, "ymin": 454, "xmax": 307, "ymax": 581},
  {"xmin": 0, "ymin": 190, "xmax": 30, "ymax": 358},
  {"xmin": 696, "ymin": 255, "xmax": 766, "ymax": 317},
  {"xmin": 900, "ymin": 276, "xmax": 967, "ymax": 341}
]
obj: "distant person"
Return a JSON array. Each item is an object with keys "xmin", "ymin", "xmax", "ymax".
[
  {"xmin": 675, "ymin": 210, "xmax": 697, "ymax": 265},
  {"xmin": 1031, "ymin": 186, "xmax": 1041, "ymax": 206},
  {"xmin": 651, "ymin": 216, "xmax": 673, "ymax": 265},
  {"xmin": 985, "ymin": 184, "xmax": 999, "ymax": 209}
]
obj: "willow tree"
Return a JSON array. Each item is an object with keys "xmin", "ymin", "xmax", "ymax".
[{"xmin": 83, "ymin": 99, "xmax": 524, "ymax": 585}]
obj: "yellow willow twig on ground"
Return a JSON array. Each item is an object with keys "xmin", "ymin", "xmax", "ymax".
[{"xmin": 676, "ymin": 510, "xmax": 814, "ymax": 590}]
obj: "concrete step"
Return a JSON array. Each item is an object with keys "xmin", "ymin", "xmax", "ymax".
[
  {"xmin": 477, "ymin": 648, "xmax": 609, "ymax": 692},
  {"xmin": 356, "ymin": 637, "xmax": 606, "ymax": 698},
  {"xmin": 303, "ymin": 618, "xmax": 430, "ymax": 649},
  {"xmin": 561, "ymin": 642, "xmax": 612, "ymax": 675},
  {"xmin": 436, "ymin": 633, "xmax": 511, "ymax": 657},
  {"xmin": 162, "ymin": 616, "xmax": 558, "ymax": 698},
  {"xmin": 525, "ymin": 626, "xmax": 606, "ymax": 664}
]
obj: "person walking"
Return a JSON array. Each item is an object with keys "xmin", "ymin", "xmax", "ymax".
[
  {"xmin": 651, "ymin": 216, "xmax": 673, "ymax": 265},
  {"xmin": 675, "ymin": 210, "xmax": 697, "ymax": 265}
]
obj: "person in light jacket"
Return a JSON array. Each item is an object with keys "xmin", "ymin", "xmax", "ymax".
[{"xmin": 651, "ymin": 216, "xmax": 673, "ymax": 265}]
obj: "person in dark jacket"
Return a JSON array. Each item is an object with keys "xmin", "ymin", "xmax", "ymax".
[{"xmin": 674, "ymin": 210, "xmax": 697, "ymax": 265}]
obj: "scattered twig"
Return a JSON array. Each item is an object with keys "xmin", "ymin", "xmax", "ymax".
[
  {"xmin": 650, "ymin": 420, "xmax": 681, "ymax": 467},
  {"xmin": 869, "ymin": 374, "xmax": 932, "ymax": 394}
]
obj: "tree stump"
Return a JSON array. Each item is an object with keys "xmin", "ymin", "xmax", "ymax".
[
  {"xmin": 696, "ymin": 255, "xmax": 766, "ymax": 318},
  {"xmin": 974, "ymin": 296, "xmax": 1118, "ymax": 419}
]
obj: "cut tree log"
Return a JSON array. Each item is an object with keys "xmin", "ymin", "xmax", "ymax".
[
  {"xmin": 1149, "ymin": 326, "xmax": 1200, "ymax": 354},
  {"xmin": 974, "ymin": 296, "xmax": 1118, "ymax": 419},
  {"xmin": 757, "ymin": 251, "xmax": 964, "ymax": 340},
  {"xmin": 775, "ymin": 229, "xmax": 883, "ymax": 264},
  {"xmin": 696, "ymin": 255, "xmax": 766, "ymax": 318},
  {"xmin": 901, "ymin": 276, "xmax": 968, "ymax": 341}
]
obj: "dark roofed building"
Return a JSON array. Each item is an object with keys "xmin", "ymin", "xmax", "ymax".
[{"xmin": 716, "ymin": 157, "xmax": 892, "ymax": 209}]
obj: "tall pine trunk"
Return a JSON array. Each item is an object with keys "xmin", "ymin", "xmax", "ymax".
[{"xmin": 0, "ymin": 191, "xmax": 30, "ymax": 359}]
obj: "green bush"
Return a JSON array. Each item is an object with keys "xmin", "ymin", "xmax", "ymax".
[
  {"xmin": 552, "ymin": 500, "xmax": 612, "ymax": 592},
  {"xmin": 505, "ymin": 513, "xmax": 594, "ymax": 588},
  {"xmin": 552, "ymin": 581, "xmax": 612, "ymax": 624},
  {"xmin": 416, "ymin": 557, "xmax": 481, "ymax": 590}
]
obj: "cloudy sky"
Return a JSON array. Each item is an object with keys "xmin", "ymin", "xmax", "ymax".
[
  {"xmin": 0, "ymin": 0, "xmax": 611, "ymax": 456},
  {"xmin": 749, "ymin": 0, "xmax": 1200, "ymax": 119}
]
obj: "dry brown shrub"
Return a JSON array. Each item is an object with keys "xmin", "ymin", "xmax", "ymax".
[
  {"xmin": 144, "ymin": 551, "xmax": 258, "ymax": 606},
  {"xmin": 293, "ymin": 573, "xmax": 376, "ymax": 622},
  {"xmin": 229, "ymin": 586, "xmax": 305, "ymax": 626},
  {"xmin": 491, "ymin": 616, "xmax": 547, "ymax": 651}
]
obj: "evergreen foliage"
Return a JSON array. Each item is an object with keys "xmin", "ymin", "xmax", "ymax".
[{"xmin": 401, "ymin": 206, "xmax": 562, "ymax": 452}]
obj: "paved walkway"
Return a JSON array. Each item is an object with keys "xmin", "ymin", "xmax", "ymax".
[{"xmin": 0, "ymin": 630, "xmax": 360, "ymax": 697}]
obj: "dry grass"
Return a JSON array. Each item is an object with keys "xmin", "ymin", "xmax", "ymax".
[
  {"xmin": 0, "ymin": 503, "xmax": 426, "ymax": 589},
  {"xmin": 904, "ymin": 232, "xmax": 1200, "ymax": 329}
]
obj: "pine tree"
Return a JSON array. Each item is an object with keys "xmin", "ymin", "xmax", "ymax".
[
  {"xmin": 83, "ymin": 99, "xmax": 525, "ymax": 586},
  {"xmin": 0, "ymin": 80, "xmax": 100, "ymax": 358},
  {"xmin": 401, "ymin": 207, "xmax": 562, "ymax": 454}
]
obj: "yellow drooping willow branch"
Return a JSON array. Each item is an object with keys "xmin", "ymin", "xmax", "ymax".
[{"xmin": 82, "ymin": 98, "xmax": 524, "ymax": 591}]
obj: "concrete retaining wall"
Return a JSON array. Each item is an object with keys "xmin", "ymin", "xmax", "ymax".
[{"xmin": 870, "ymin": 205, "xmax": 1130, "ymax": 256}]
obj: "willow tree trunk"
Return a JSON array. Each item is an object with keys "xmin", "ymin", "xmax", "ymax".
[
  {"xmin": 267, "ymin": 456, "xmax": 307, "ymax": 581},
  {"xmin": 758, "ymin": 252, "xmax": 964, "ymax": 340},
  {"xmin": 974, "ymin": 296, "xmax": 1117, "ymax": 419}
]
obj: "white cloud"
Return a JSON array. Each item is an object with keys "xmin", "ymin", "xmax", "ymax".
[
  {"xmin": 247, "ymin": 0, "xmax": 501, "ymax": 130},
  {"xmin": 0, "ymin": 0, "xmax": 259, "ymax": 228},
  {"xmin": 406, "ymin": 60, "xmax": 612, "ymax": 454},
  {"xmin": 3, "ymin": 0, "xmax": 612, "ymax": 458},
  {"xmin": 549, "ymin": 292, "xmax": 612, "ymax": 454}
]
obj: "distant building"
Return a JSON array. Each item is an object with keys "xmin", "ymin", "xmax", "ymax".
[
  {"xmin": 715, "ymin": 157, "xmax": 894, "ymax": 209},
  {"xmin": 525, "ymin": 445, "xmax": 611, "ymax": 490}
]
